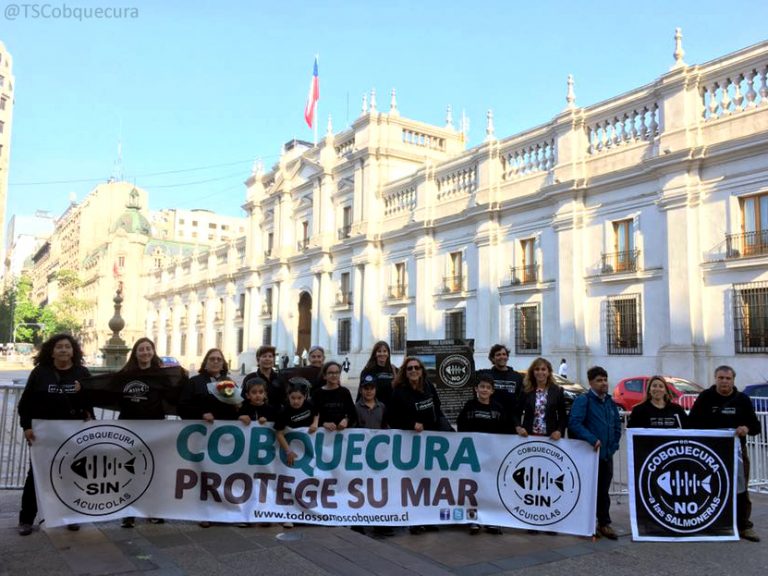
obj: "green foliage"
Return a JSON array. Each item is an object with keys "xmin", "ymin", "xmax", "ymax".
[{"xmin": 2, "ymin": 270, "xmax": 92, "ymax": 344}]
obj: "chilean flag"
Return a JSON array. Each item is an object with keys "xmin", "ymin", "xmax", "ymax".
[{"xmin": 304, "ymin": 57, "xmax": 319, "ymax": 128}]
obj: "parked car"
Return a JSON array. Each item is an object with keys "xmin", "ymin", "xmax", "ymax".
[
  {"xmin": 613, "ymin": 376, "xmax": 704, "ymax": 411},
  {"xmin": 743, "ymin": 383, "xmax": 768, "ymax": 412},
  {"xmin": 159, "ymin": 356, "xmax": 181, "ymax": 367}
]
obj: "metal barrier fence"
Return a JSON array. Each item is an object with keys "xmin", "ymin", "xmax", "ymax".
[{"xmin": 2, "ymin": 383, "xmax": 767, "ymax": 493}]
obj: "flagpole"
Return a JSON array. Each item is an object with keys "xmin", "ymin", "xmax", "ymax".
[{"xmin": 314, "ymin": 53, "xmax": 319, "ymax": 146}]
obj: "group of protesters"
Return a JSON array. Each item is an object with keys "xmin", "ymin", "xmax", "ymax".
[{"xmin": 15, "ymin": 333, "xmax": 762, "ymax": 543}]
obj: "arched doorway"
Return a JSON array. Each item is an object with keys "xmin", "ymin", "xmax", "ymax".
[{"xmin": 297, "ymin": 291, "xmax": 312, "ymax": 360}]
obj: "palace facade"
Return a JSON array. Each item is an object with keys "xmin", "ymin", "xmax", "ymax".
[{"xmin": 145, "ymin": 36, "xmax": 768, "ymax": 384}]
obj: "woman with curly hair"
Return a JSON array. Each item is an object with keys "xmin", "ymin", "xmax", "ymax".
[{"xmin": 17, "ymin": 334, "xmax": 92, "ymax": 535}]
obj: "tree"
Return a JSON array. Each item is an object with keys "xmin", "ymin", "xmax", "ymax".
[
  {"xmin": 11, "ymin": 275, "xmax": 45, "ymax": 344},
  {"xmin": 46, "ymin": 269, "xmax": 91, "ymax": 337}
]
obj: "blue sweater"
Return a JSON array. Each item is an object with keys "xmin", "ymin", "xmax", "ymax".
[{"xmin": 568, "ymin": 389, "xmax": 622, "ymax": 460}]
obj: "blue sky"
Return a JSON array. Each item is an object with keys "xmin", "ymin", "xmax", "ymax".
[{"xmin": 2, "ymin": 0, "xmax": 767, "ymax": 221}]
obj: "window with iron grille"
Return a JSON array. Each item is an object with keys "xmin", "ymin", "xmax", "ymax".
[
  {"xmin": 445, "ymin": 309, "xmax": 466, "ymax": 340},
  {"xmin": 514, "ymin": 304, "xmax": 541, "ymax": 355},
  {"xmin": 262, "ymin": 325, "xmax": 272, "ymax": 346},
  {"xmin": 338, "ymin": 318, "xmax": 351, "ymax": 354},
  {"xmin": 606, "ymin": 294, "xmax": 643, "ymax": 355},
  {"xmin": 390, "ymin": 316, "xmax": 407, "ymax": 353},
  {"xmin": 733, "ymin": 281, "xmax": 768, "ymax": 353}
]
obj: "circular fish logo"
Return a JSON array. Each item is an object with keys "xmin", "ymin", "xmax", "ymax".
[
  {"xmin": 50, "ymin": 424, "xmax": 154, "ymax": 516},
  {"xmin": 497, "ymin": 441, "xmax": 580, "ymax": 526},
  {"xmin": 637, "ymin": 440, "xmax": 729, "ymax": 533}
]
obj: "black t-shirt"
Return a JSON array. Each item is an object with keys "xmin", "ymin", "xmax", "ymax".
[
  {"xmin": 275, "ymin": 400, "xmax": 317, "ymax": 430},
  {"xmin": 116, "ymin": 368, "xmax": 170, "ymax": 420},
  {"xmin": 627, "ymin": 401, "xmax": 687, "ymax": 429},
  {"xmin": 18, "ymin": 364, "xmax": 93, "ymax": 429},
  {"xmin": 456, "ymin": 398, "xmax": 509, "ymax": 434},
  {"xmin": 313, "ymin": 386, "xmax": 358, "ymax": 426},
  {"xmin": 238, "ymin": 402, "xmax": 279, "ymax": 423}
]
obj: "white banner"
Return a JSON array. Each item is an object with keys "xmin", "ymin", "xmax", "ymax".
[
  {"xmin": 30, "ymin": 420, "xmax": 599, "ymax": 535},
  {"xmin": 627, "ymin": 429, "xmax": 739, "ymax": 541}
]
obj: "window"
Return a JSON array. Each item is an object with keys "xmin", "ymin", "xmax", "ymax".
[
  {"xmin": 339, "ymin": 206, "xmax": 352, "ymax": 239},
  {"xmin": 514, "ymin": 304, "xmax": 541, "ymax": 355},
  {"xmin": 237, "ymin": 328, "xmax": 244, "ymax": 353},
  {"xmin": 165, "ymin": 334, "xmax": 172, "ymax": 356},
  {"xmin": 445, "ymin": 251, "xmax": 463, "ymax": 292},
  {"xmin": 266, "ymin": 232, "xmax": 274, "ymax": 256},
  {"xmin": 338, "ymin": 272, "xmax": 351, "ymax": 305},
  {"xmin": 192, "ymin": 220, "xmax": 198, "ymax": 227},
  {"xmin": 337, "ymin": 318, "xmax": 351, "ymax": 354},
  {"xmin": 513, "ymin": 238, "xmax": 537, "ymax": 284},
  {"xmin": 390, "ymin": 262, "xmax": 407, "ymax": 298},
  {"xmin": 390, "ymin": 316, "xmax": 407, "ymax": 353},
  {"xmin": 216, "ymin": 331, "xmax": 223, "ymax": 349},
  {"xmin": 606, "ymin": 294, "xmax": 643, "ymax": 355},
  {"xmin": 197, "ymin": 333, "xmax": 204, "ymax": 356},
  {"xmin": 118, "ymin": 255, "xmax": 125, "ymax": 267},
  {"xmin": 264, "ymin": 287, "xmax": 273, "ymax": 315},
  {"xmin": 445, "ymin": 309, "xmax": 466, "ymax": 340},
  {"xmin": 0, "ymin": 121, "xmax": 4, "ymax": 134},
  {"xmin": 604, "ymin": 219, "xmax": 637, "ymax": 272},
  {"xmin": 262, "ymin": 325, "xmax": 272, "ymax": 346},
  {"xmin": 180, "ymin": 333, "xmax": 187, "ymax": 356},
  {"xmin": 209, "ymin": 223, "xmax": 217, "ymax": 229},
  {"xmin": 739, "ymin": 193, "xmax": 768, "ymax": 256},
  {"xmin": 734, "ymin": 281, "xmax": 768, "ymax": 353},
  {"xmin": 0, "ymin": 97, "xmax": 6, "ymax": 110},
  {"xmin": 238, "ymin": 293, "xmax": 245, "ymax": 318},
  {"xmin": 624, "ymin": 378, "xmax": 644, "ymax": 393}
]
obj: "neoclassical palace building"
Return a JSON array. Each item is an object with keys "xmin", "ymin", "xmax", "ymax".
[{"xmin": 145, "ymin": 35, "xmax": 768, "ymax": 384}]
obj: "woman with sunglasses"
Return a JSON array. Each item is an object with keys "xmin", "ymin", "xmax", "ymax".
[
  {"xmin": 389, "ymin": 356, "xmax": 451, "ymax": 433},
  {"xmin": 627, "ymin": 375, "xmax": 687, "ymax": 429}
]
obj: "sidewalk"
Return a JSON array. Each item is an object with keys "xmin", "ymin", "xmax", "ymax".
[{"xmin": 1, "ymin": 489, "xmax": 767, "ymax": 576}]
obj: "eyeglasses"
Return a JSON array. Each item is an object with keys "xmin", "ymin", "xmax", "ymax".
[{"xmin": 406, "ymin": 365, "xmax": 422, "ymax": 372}]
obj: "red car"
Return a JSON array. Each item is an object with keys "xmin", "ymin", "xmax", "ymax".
[{"xmin": 612, "ymin": 376, "xmax": 704, "ymax": 411}]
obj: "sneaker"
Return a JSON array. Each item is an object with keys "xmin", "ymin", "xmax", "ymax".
[
  {"xmin": 469, "ymin": 523, "xmax": 480, "ymax": 535},
  {"xmin": 66, "ymin": 524, "xmax": 80, "ymax": 531},
  {"xmin": 148, "ymin": 518, "xmax": 165, "ymax": 524},
  {"xmin": 741, "ymin": 528, "xmax": 760, "ymax": 542},
  {"xmin": 198, "ymin": 521, "xmax": 211, "ymax": 528},
  {"xmin": 350, "ymin": 526, "xmax": 365, "ymax": 534},
  {"xmin": 282, "ymin": 522, "xmax": 294, "ymax": 529},
  {"xmin": 408, "ymin": 525, "xmax": 426, "ymax": 535},
  {"xmin": 486, "ymin": 526, "xmax": 503, "ymax": 535},
  {"xmin": 18, "ymin": 523, "xmax": 33, "ymax": 536},
  {"xmin": 597, "ymin": 525, "xmax": 618, "ymax": 540},
  {"xmin": 121, "ymin": 517, "xmax": 135, "ymax": 528}
]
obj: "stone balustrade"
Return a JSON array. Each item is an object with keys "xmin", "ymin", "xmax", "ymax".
[
  {"xmin": 699, "ymin": 53, "xmax": 768, "ymax": 121},
  {"xmin": 584, "ymin": 99, "xmax": 660, "ymax": 155},
  {"xmin": 436, "ymin": 161, "xmax": 478, "ymax": 201},
  {"xmin": 383, "ymin": 184, "xmax": 417, "ymax": 216},
  {"xmin": 499, "ymin": 133, "xmax": 557, "ymax": 179},
  {"xmin": 402, "ymin": 127, "xmax": 446, "ymax": 151}
]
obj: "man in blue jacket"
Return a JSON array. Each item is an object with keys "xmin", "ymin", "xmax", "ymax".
[{"xmin": 568, "ymin": 366, "xmax": 622, "ymax": 539}]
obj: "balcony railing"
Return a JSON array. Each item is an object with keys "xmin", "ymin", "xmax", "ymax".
[
  {"xmin": 442, "ymin": 274, "xmax": 465, "ymax": 293},
  {"xmin": 601, "ymin": 250, "xmax": 640, "ymax": 274},
  {"xmin": 338, "ymin": 225, "xmax": 352, "ymax": 240},
  {"xmin": 510, "ymin": 264, "xmax": 538, "ymax": 285},
  {"xmin": 388, "ymin": 284, "xmax": 407, "ymax": 299},
  {"xmin": 726, "ymin": 230, "xmax": 768, "ymax": 258},
  {"xmin": 261, "ymin": 304, "xmax": 272, "ymax": 316},
  {"xmin": 297, "ymin": 238, "xmax": 309, "ymax": 252},
  {"xmin": 264, "ymin": 249, "xmax": 273, "ymax": 258},
  {"xmin": 336, "ymin": 291, "xmax": 353, "ymax": 306}
]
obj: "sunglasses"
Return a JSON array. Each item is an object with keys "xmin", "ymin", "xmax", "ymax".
[{"xmin": 406, "ymin": 365, "xmax": 422, "ymax": 372}]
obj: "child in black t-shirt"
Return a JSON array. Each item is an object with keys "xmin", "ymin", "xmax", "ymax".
[
  {"xmin": 238, "ymin": 378, "xmax": 279, "ymax": 425},
  {"xmin": 275, "ymin": 378, "xmax": 318, "ymax": 465},
  {"xmin": 457, "ymin": 373, "xmax": 506, "ymax": 536}
]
